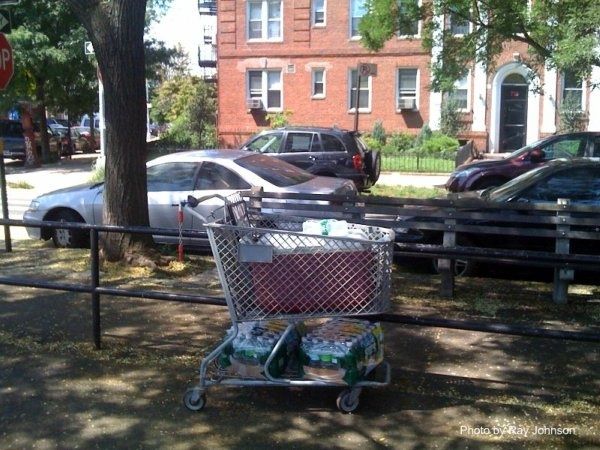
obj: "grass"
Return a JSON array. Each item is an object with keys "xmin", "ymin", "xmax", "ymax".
[
  {"xmin": 367, "ymin": 184, "xmax": 445, "ymax": 198},
  {"xmin": 7, "ymin": 180, "xmax": 34, "ymax": 189}
]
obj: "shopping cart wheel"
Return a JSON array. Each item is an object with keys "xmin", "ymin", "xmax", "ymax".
[
  {"xmin": 183, "ymin": 388, "xmax": 206, "ymax": 412},
  {"xmin": 336, "ymin": 389, "xmax": 360, "ymax": 413}
]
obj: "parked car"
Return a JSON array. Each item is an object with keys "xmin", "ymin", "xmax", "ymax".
[
  {"xmin": 240, "ymin": 126, "xmax": 381, "ymax": 191},
  {"xmin": 23, "ymin": 149, "xmax": 357, "ymax": 248},
  {"xmin": 0, "ymin": 119, "xmax": 61, "ymax": 160},
  {"xmin": 445, "ymin": 132, "xmax": 600, "ymax": 192},
  {"xmin": 403, "ymin": 159, "xmax": 600, "ymax": 275}
]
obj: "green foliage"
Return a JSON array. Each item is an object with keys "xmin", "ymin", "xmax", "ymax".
[
  {"xmin": 440, "ymin": 98, "xmax": 464, "ymax": 137},
  {"xmin": 361, "ymin": 0, "xmax": 600, "ymax": 91},
  {"xmin": 381, "ymin": 132, "xmax": 415, "ymax": 155},
  {"xmin": 558, "ymin": 93, "xmax": 586, "ymax": 133},
  {"xmin": 414, "ymin": 123, "xmax": 432, "ymax": 148},
  {"xmin": 266, "ymin": 110, "xmax": 293, "ymax": 128},
  {"xmin": 371, "ymin": 120, "xmax": 387, "ymax": 145},
  {"xmin": 420, "ymin": 133, "xmax": 460, "ymax": 158},
  {"xmin": 152, "ymin": 76, "xmax": 217, "ymax": 149}
]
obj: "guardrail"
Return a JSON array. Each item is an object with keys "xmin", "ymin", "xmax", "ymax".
[{"xmin": 1, "ymin": 190, "xmax": 600, "ymax": 349}]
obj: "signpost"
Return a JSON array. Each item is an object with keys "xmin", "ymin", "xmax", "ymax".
[
  {"xmin": 354, "ymin": 63, "xmax": 377, "ymax": 132},
  {"xmin": 0, "ymin": 32, "xmax": 13, "ymax": 90}
]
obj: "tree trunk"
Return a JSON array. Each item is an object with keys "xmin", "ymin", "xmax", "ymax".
[
  {"xmin": 20, "ymin": 106, "xmax": 39, "ymax": 168},
  {"xmin": 65, "ymin": 1, "xmax": 152, "ymax": 261},
  {"xmin": 35, "ymin": 77, "xmax": 52, "ymax": 163}
]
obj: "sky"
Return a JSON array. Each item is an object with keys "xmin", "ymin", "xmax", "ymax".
[{"xmin": 147, "ymin": 0, "xmax": 202, "ymax": 75}]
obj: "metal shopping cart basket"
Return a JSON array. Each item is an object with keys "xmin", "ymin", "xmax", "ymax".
[{"xmin": 183, "ymin": 192, "xmax": 395, "ymax": 413}]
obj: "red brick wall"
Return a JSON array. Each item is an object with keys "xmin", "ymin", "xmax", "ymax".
[{"xmin": 217, "ymin": 0, "xmax": 431, "ymax": 148}]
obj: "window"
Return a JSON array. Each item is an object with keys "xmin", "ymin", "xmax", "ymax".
[
  {"xmin": 248, "ymin": 0, "xmax": 282, "ymax": 41},
  {"xmin": 245, "ymin": 132, "xmax": 284, "ymax": 154},
  {"xmin": 236, "ymin": 154, "xmax": 315, "ymax": 187},
  {"xmin": 321, "ymin": 134, "xmax": 346, "ymax": 152},
  {"xmin": 284, "ymin": 132, "xmax": 317, "ymax": 153},
  {"xmin": 519, "ymin": 168, "xmax": 600, "ymax": 205},
  {"xmin": 397, "ymin": 0, "xmax": 419, "ymax": 37},
  {"xmin": 147, "ymin": 162, "xmax": 198, "ymax": 192},
  {"xmin": 196, "ymin": 162, "xmax": 251, "ymax": 190},
  {"xmin": 447, "ymin": 74, "xmax": 469, "ymax": 111},
  {"xmin": 449, "ymin": 7, "xmax": 470, "ymax": 35},
  {"xmin": 349, "ymin": 69, "xmax": 371, "ymax": 111},
  {"xmin": 397, "ymin": 68, "xmax": 418, "ymax": 110},
  {"xmin": 312, "ymin": 68, "xmax": 326, "ymax": 98},
  {"xmin": 562, "ymin": 71, "xmax": 583, "ymax": 110},
  {"xmin": 312, "ymin": 0, "xmax": 326, "ymax": 26},
  {"xmin": 247, "ymin": 70, "xmax": 282, "ymax": 110},
  {"xmin": 541, "ymin": 137, "xmax": 586, "ymax": 160},
  {"xmin": 350, "ymin": 0, "xmax": 366, "ymax": 38}
]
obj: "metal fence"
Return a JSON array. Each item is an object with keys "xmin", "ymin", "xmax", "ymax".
[{"xmin": 381, "ymin": 154, "xmax": 455, "ymax": 173}]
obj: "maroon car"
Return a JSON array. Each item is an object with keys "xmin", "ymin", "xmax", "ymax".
[{"xmin": 446, "ymin": 132, "xmax": 600, "ymax": 192}]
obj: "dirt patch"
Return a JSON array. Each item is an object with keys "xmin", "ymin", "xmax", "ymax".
[{"xmin": 0, "ymin": 241, "xmax": 598, "ymax": 449}]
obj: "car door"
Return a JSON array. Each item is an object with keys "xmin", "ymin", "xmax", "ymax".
[
  {"xmin": 146, "ymin": 161, "xmax": 201, "ymax": 244},
  {"xmin": 278, "ymin": 131, "xmax": 319, "ymax": 171},
  {"xmin": 188, "ymin": 161, "xmax": 252, "ymax": 226},
  {"xmin": 512, "ymin": 166, "xmax": 600, "ymax": 253}
]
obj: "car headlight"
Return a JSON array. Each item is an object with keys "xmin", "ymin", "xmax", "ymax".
[{"xmin": 27, "ymin": 200, "xmax": 40, "ymax": 211}]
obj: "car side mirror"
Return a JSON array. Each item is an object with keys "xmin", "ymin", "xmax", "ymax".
[{"xmin": 529, "ymin": 149, "xmax": 544, "ymax": 162}]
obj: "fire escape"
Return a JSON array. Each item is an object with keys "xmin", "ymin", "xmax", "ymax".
[{"xmin": 198, "ymin": 0, "xmax": 217, "ymax": 82}]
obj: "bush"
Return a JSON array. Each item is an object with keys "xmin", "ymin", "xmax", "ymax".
[
  {"xmin": 363, "ymin": 135, "xmax": 384, "ymax": 153},
  {"xmin": 558, "ymin": 93, "xmax": 586, "ymax": 133},
  {"xmin": 419, "ymin": 133, "xmax": 459, "ymax": 158},
  {"xmin": 440, "ymin": 98, "xmax": 464, "ymax": 137},
  {"xmin": 371, "ymin": 120, "xmax": 387, "ymax": 145},
  {"xmin": 386, "ymin": 132, "xmax": 415, "ymax": 153},
  {"xmin": 266, "ymin": 110, "xmax": 293, "ymax": 128}
]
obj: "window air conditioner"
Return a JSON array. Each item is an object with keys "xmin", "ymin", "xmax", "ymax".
[
  {"xmin": 398, "ymin": 98, "xmax": 417, "ymax": 110},
  {"xmin": 246, "ymin": 98, "xmax": 263, "ymax": 110}
]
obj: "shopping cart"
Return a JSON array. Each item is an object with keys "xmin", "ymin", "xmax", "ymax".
[{"xmin": 183, "ymin": 192, "xmax": 395, "ymax": 413}]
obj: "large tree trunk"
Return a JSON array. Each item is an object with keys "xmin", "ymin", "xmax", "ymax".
[
  {"xmin": 65, "ymin": 1, "xmax": 152, "ymax": 261},
  {"xmin": 35, "ymin": 77, "xmax": 52, "ymax": 163}
]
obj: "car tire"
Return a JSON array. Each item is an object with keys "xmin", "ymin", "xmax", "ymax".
[
  {"xmin": 364, "ymin": 150, "xmax": 381, "ymax": 184},
  {"xmin": 50, "ymin": 210, "xmax": 88, "ymax": 248}
]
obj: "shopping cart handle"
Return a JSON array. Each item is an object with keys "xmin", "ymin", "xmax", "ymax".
[{"xmin": 185, "ymin": 194, "xmax": 230, "ymax": 208}]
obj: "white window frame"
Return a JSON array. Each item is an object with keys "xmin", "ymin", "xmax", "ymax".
[
  {"xmin": 562, "ymin": 72, "xmax": 585, "ymax": 111},
  {"xmin": 311, "ymin": 68, "xmax": 326, "ymax": 99},
  {"xmin": 447, "ymin": 73, "xmax": 470, "ymax": 112},
  {"xmin": 247, "ymin": 69, "xmax": 283, "ymax": 111},
  {"xmin": 247, "ymin": 0, "xmax": 283, "ymax": 42},
  {"xmin": 397, "ymin": 0, "xmax": 421, "ymax": 39},
  {"xmin": 448, "ymin": 8, "xmax": 472, "ymax": 36},
  {"xmin": 396, "ymin": 68, "xmax": 420, "ymax": 111},
  {"xmin": 312, "ymin": 0, "xmax": 326, "ymax": 27},
  {"xmin": 349, "ymin": 0, "xmax": 366, "ymax": 39},
  {"xmin": 348, "ymin": 68, "xmax": 372, "ymax": 112}
]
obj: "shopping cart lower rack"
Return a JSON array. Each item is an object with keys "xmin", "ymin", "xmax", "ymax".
[{"xmin": 183, "ymin": 193, "xmax": 395, "ymax": 413}]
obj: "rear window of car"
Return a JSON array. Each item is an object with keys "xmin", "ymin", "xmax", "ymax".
[{"xmin": 235, "ymin": 154, "xmax": 315, "ymax": 187}]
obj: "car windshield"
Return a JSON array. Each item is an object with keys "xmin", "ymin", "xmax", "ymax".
[
  {"xmin": 506, "ymin": 137, "xmax": 550, "ymax": 158},
  {"xmin": 484, "ymin": 165, "xmax": 554, "ymax": 202},
  {"xmin": 235, "ymin": 153, "xmax": 315, "ymax": 187}
]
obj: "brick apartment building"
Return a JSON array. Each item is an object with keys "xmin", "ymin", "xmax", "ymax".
[{"xmin": 215, "ymin": 0, "xmax": 600, "ymax": 152}]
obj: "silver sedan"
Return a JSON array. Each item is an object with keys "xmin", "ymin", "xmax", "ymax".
[{"xmin": 24, "ymin": 149, "xmax": 357, "ymax": 248}]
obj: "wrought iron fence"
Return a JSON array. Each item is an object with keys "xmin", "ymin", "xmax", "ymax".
[{"xmin": 381, "ymin": 154, "xmax": 455, "ymax": 173}]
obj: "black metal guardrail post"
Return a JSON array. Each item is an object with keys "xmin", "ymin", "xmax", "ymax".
[
  {"xmin": 0, "ymin": 143, "xmax": 12, "ymax": 253},
  {"xmin": 90, "ymin": 229, "xmax": 101, "ymax": 349},
  {"xmin": 553, "ymin": 198, "xmax": 573, "ymax": 304}
]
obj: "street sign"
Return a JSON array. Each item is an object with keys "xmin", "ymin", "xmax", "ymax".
[
  {"xmin": 0, "ymin": 10, "xmax": 10, "ymax": 33},
  {"xmin": 358, "ymin": 63, "xmax": 377, "ymax": 77},
  {"xmin": 84, "ymin": 41, "xmax": 94, "ymax": 55},
  {"xmin": 0, "ymin": 32, "xmax": 13, "ymax": 90}
]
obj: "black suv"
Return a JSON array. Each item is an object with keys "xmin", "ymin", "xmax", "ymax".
[{"xmin": 240, "ymin": 127, "xmax": 380, "ymax": 190}]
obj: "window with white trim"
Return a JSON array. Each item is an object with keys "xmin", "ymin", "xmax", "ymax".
[
  {"xmin": 247, "ymin": 0, "xmax": 282, "ymax": 41},
  {"xmin": 397, "ymin": 68, "xmax": 418, "ymax": 110},
  {"xmin": 562, "ymin": 71, "xmax": 584, "ymax": 110},
  {"xmin": 248, "ymin": 69, "xmax": 282, "ymax": 110},
  {"xmin": 312, "ymin": 68, "xmax": 326, "ymax": 98},
  {"xmin": 449, "ymin": 7, "xmax": 470, "ymax": 36},
  {"xmin": 447, "ymin": 74, "xmax": 469, "ymax": 111},
  {"xmin": 349, "ymin": 69, "xmax": 371, "ymax": 111},
  {"xmin": 312, "ymin": 0, "xmax": 326, "ymax": 26},
  {"xmin": 397, "ymin": 0, "xmax": 420, "ymax": 37},
  {"xmin": 350, "ymin": 0, "xmax": 366, "ymax": 38}
]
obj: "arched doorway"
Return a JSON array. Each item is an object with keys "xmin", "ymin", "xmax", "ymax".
[{"xmin": 499, "ymin": 73, "xmax": 528, "ymax": 151}]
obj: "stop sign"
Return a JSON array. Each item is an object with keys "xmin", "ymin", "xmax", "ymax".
[{"xmin": 0, "ymin": 32, "xmax": 13, "ymax": 90}]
